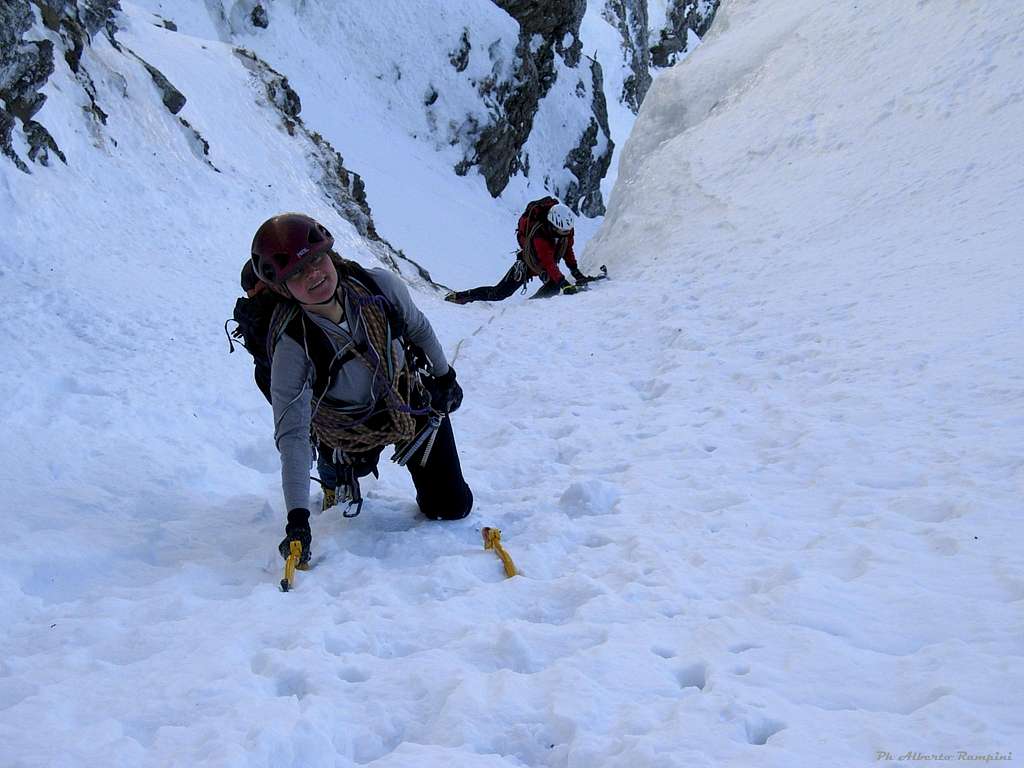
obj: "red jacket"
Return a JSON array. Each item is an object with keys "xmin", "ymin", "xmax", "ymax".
[{"xmin": 528, "ymin": 229, "xmax": 579, "ymax": 283}]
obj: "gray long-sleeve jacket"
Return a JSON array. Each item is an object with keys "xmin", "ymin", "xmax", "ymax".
[{"xmin": 270, "ymin": 268, "xmax": 449, "ymax": 511}]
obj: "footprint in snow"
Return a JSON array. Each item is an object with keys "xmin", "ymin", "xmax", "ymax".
[
  {"xmin": 631, "ymin": 378, "xmax": 671, "ymax": 401},
  {"xmin": 234, "ymin": 442, "xmax": 277, "ymax": 473},
  {"xmin": 691, "ymin": 492, "xmax": 747, "ymax": 514},
  {"xmin": 559, "ymin": 480, "xmax": 621, "ymax": 518},
  {"xmin": 836, "ymin": 546, "xmax": 875, "ymax": 581},
  {"xmin": 728, "ymin": 642, "xmax": 761, "ymax": 654},
  {"xmin": 888, "ymin": 497, "xmax": 964, "ymax": 523},
  {"xmin": 675, "ymin": 662, "xmax": 708, "ymax": 691},
  {"xmin": 338, "ymin": 666, "xmax": 370, "ymax": 684},
  {"xmin": 582, "ymin": 533, "xmax": 614, "ymax": 549},
  {"xmin": 744, "ymin": 716, "xmax": 786, "ymax": 745},
  {"xmin": 549, "ymin": 422, "xmax": 577, "ymax": 439},
  {"xmin": 274, "ymin": 669, "xmax": 310, "ymax": 699}
]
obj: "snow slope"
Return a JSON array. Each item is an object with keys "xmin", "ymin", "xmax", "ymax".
[{"xmin": 2, "ymin": 0, "xmax": 1022, "ymax": 766}]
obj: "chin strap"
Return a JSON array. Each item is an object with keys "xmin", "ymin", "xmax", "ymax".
[
  {"xmin": 307, "ymin": 291, "xmax": 341, "ymax": 307},
  {"xmin": 291, "ymin": 282, "xmax": 341, "ymax": 308},
  {"xmin": 280, "ymin": 279, "xmax": 340, "ymax": 308}
]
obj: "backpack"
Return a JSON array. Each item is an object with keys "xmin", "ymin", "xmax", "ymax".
[
  {"xmin": 516, "ymin": 196, "xmax": 559, "ymax": 251},
  {"xmin": 226, "ymin": 257, "xmax": 412, "ymax": 404},
  {"xmin": 227, "ymin": 285, "xmax": 280, "ymax": 404},
  {"xmin": 516, "ymin": 196, "xmax": 569, "ymax": 277}
]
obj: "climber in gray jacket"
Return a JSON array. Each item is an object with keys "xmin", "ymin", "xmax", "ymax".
[{"xmin": 250, "ymin": 213, "xmax": 473, "ymax": 565}]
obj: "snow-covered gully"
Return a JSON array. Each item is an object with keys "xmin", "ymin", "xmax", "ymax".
[{"xmin": 2, "ymin": 0, "xmax": 1021, "ymax": 766}]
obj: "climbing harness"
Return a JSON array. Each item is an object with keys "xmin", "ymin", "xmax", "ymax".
[{"xmin": 267, "ymin": 268, "xmax": 431, "ymax": 459}]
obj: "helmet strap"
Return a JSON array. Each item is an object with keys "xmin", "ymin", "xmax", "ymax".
[
  {"xmin": 308, "ymin": 293, "xmax": 340, "ymax": 307},
  {"xmin": 278, "ymin": 280, "xmax": 337, "ymax": 307}
]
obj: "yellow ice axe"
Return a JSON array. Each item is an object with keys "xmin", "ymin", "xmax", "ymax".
[
  {"xmin": 482, "ymin": 527, "xmax": 518, "ymax": 578},
  {"xmin": 280, "ymin": 540, "xmax": 305, "ymax": 592}
]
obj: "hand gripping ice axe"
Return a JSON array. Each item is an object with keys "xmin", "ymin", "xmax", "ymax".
[{"xmin": 575, "ymin": 264, "xmax": 608, "ymax": 287}]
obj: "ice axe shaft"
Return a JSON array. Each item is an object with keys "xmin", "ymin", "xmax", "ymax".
[
  {"xmin": 482, "ymin": 527, "xmax": 518, "ymax": 578},
  {"xmin": 280, "ymin": 540, "xmax": 304, "ymax": 592}
]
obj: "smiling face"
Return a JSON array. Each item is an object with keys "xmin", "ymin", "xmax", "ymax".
[{"xmin": 285, "ymin": 251, "xmax": 338, "ymax": 305}]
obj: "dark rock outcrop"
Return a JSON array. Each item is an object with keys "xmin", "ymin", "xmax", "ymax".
[
  {"xmin": 602, "ymin": 0, "xmax": 652, "ymax": 113},
  {"xmin": 79, "ymin": 0, "xmax": 120, "ymax": 37},
  {"xmin": 1, "ymin": 0, "xmax": 120, "ymax": 172},
  {"xmin": 25, "ymin": 118, "xmax": 66, "ymax": 165},
  {"xmin": 250, "ymin": 5, "xmax": 268, "ymax": 29},
  {"xmin": 492, "ymin": 0, "xmax": 586, "ymax": 65},
  {"xmin": 135, "ymin": 55, "xmax": 187, "ymax": 114},
  {"xmin": 0, "ymin": 110, "xmax": 29, "ymax": 172},
  {"xmin": 3, "ymin": 39, "xmax": 53, "ymax": 124},
  {"xmin": 563, "ymin": 58, "xmax": 613, "ymax": 216},
  {"xmin": 462, "ymin": 0, "xmax": 609, "ymax": 212},
  {"xmin": 1, "ymin": 1, "xmax": 52, "ymax": 170},
  {"xmin": 36, "ymin": 0, "xmax": 119, "ymax": 71},
  {"xmin": 449, "ymin": 28, "xmax": 471, "ymax": 72},
  {"xmin": 650, "ymin": 0, "xmax": 721, "ymax": 68},
  {"xmin": 462, "ymin": 32, "xmax": 548, "ymax": 196}
]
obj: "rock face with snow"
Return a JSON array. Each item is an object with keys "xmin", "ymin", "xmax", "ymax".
[
  {"xmin": 3, "ymin": 2, "xmax": 717, "ymax": 218},
  {"xmin": 233, "ymin": 50, "xmax": 373, "ymax": 240},
  {"xmin": 561, "ymin": 56, "xmax": 613, "ymax": 216},
  {"xmin": 462, "ymin": 0, "xmax": 715, "ymax": 215},
  {"xmin": 6, "ymin": 0, "xmax": 120, "ymax": 163},
  {"xmin": 1, "ymin": 0, "xmax": 719, "ymax": 286},
  {"xmin": 603, "ymin": 0, "xmax": 653, "ymax": 113},
  {"xmin": 1, "ymin": 0, "xmax": 74, "ymax": 170},
  {"xmin": 650, "ymin": 0, "xmax": 720, "ymax": 67},
  {"xmin": 460, "ymin": 0, "xmax": 606, "ymax": 206},
  {"xmin": 0, "ymin": 0, "xmax": 431, "ymax": 277},
  {"xmin": 459, "ymin": 0, "xmax": 619, "ymax": 215}
]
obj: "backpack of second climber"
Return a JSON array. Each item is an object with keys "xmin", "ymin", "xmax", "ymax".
[{"xmin": 516, "ymin": 196, "xmax": 559, "ymax": 250}]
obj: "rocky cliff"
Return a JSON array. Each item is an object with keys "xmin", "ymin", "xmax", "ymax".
[
  {"xmin": 457, "ymin": 0, "xmax": 720, "ymax": 213},
  {"xmin": 2, "ymin": 0, "xmax": 719, "ymax": 229}
]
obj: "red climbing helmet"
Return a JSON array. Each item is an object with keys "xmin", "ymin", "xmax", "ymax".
[{"xmin": 250, "ymin": 213, "xmax": 334, "ymax": 285}]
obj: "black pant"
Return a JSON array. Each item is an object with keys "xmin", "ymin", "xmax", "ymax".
[
  {"xmin": 452, "ymin": 261, "xmax": 536, "ymax": 303},
  {"xmin": 406, "ymin": 414, "xmax": 473, "ymax": 520}
]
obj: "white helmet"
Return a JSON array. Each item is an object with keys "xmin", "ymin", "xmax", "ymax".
[{"xmin": 547, "ymin": 203, "xmax": 575, "ymax": 234}]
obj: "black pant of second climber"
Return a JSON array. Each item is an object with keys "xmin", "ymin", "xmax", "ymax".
[{"xmin": 448, "ymin": 261, "xmax": 539, "ymax": 303}]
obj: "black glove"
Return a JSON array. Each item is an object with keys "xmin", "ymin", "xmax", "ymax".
[
  {"xmin": 278, "ymin": 508, "xmax": 311, "ymax": 563},
  {"xmin": 427, "ymin": 366, "xmax": 463, "ymax": 413},
  {"xmin": 570, "ymin": 267, "xmax": 585, "ymax": 282}
]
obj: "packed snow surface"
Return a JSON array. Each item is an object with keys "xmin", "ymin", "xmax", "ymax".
[{"xmin": 2, "ymin": 0, "xmax": 1022, "ymax": 766}]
